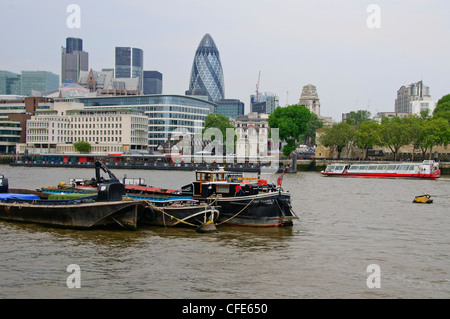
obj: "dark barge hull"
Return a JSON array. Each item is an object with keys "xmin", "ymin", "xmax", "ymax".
[
  {"xmin": 208, "ymin": 192, "xmax": 297, "ymax": 227},
  {"xmin": 0, "ymin": 199, "xmax": 146, "ymax": 230},
  {"xmin": 142, "ymin": 202, "xmax": 219, "ymax": 228}
]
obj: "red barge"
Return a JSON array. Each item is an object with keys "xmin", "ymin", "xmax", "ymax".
[{"xmin": 321, "ymin": 160, "xmax": 440, "ymax": 179}]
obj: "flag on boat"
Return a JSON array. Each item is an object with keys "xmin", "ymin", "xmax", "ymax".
[{"xmin": 277, "ymin": 171, "xmax": 285, "ymax": 186}]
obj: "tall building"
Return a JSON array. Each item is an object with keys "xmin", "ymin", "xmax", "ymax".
[
  {"xmin": 187, "ymin": 33, "xmax": 225, "ymax": 102},
  {"xmin": 299, "ymin": 84, "xmax": 320, "ymax": 116},
  {"xmin": 61, "ymin": 37, "xmax": 89, "ymax": 85},
  {"xmin": 0, "ymin": 71, "xmax": 22, "ymax": 95},
  {"xmin": 143, "ymin": 71, "xmax": 163, "ymax": 95},
  {"xmin": 395, "ymin": 81, "xmax": 434, "ymax": 114},
  {"xmin": 250, "ymin": 92, "xmax": 279, "ymax": 114},
  {"xmin": 20, "ymin": 71, "xmax": 59, "ymax": 96},
  {"xmin": 216, "ymin": 99, "xmax": 244, "ymax": 118},
  {"xmin": 115, "ymin": 47, "xmax": 143, "ymax": 92}
]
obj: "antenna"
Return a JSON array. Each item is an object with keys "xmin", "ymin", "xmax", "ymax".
[
  {"xmin": 256, "ymin": 71, "xmax": 261, "ymax": 102},
  {"xmin": 286, "ymin": 91, "xmax": 289, "ymax": 106}
]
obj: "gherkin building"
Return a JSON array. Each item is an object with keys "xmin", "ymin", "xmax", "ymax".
[{"xmin": 187, "ymin": 33, "xmax": 225, "ymax": 102}]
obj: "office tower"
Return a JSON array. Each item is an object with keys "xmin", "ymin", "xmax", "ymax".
[
  {"xmin": 187, "ymin": 33, "xmax": 225, "ymax": 102},
  {"xmin": 143, "ymin": 71, "xmax": 163, "ymax": 95},
  {"xmin": 395, "ymin": 81, "xmax": 432, "ymax": 114},
  {"xmin": 216, "ymin": 99, "xmax": 244, "ymax": 118},
  {"xmin": 0, "ymin": 71, "xmax": 22, "ymax": 95},
  {"xmin": 20, "ymin": 71, "xmax": 59, "ymax": 96},
  {"xmin": 250, "ymin": 92, "xmax": 279, "ymax": 114},
  {"xmin": 61, "ymin": 37, "xmax": 89, "ymax": 85},
  {"xmin": 115, "ymin": 47, "xmax": 143, "ymax": 92}
]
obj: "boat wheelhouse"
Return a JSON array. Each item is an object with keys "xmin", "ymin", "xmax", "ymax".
[{"xmin": 321, "ymin": 160, "xmax": 440, "ymax": 179}]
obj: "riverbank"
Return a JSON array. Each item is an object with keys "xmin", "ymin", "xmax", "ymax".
[{"xmin": 6, "ymin": 158, "xmax": 450, "ymax": 175}]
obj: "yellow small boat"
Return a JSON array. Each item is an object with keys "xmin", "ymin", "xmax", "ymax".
[{"xmin": 413, "ymin": 194, "xmax": 433, "ymax": 204}]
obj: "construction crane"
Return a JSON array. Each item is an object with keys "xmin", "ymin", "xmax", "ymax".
[{"xmin": 255, "ymin": 71, "xmax": 261, "ymax": 102}]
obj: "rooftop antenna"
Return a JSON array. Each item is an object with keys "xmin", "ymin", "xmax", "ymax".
[
  {"xmin": 256, "ymin": 71, "xmax": 261, "ymax": 102},
  {"xmin": 286, "ymin": 91, "xmax": 289, "ymax": 106}
]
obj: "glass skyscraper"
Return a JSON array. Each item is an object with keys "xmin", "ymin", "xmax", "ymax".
[
  {"xmin": 115, "ymin": 47, "xmax": 143, "ymax": 90},
  {"xmin": 187, "ymin": 34, "xmax": 225, "ymax": 102},
  {"xmin": 61, "ymin": 37, "xmax": 88, "ymax": 85}
]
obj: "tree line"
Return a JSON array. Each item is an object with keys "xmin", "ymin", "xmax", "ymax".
[{"xmin": 319, "ymin": 95, "xmax": 450, "ymax": 160}]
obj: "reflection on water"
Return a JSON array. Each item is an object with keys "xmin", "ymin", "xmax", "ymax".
[{"xmin": 0, "ymin": 166, "xmax": 449, "ymax": 298}]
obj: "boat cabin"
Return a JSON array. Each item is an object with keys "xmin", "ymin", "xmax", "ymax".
[{"xmin": 181, "ymin": 170, "xmax": 275, "ymax": 198}]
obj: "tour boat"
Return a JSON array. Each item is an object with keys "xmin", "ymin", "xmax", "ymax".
[{"xmin": 321, "ymin": 160, "xmax": 440, "ymax": 179}]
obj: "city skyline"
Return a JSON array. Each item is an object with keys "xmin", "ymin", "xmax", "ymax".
[{"xmin": 0, "ymin": 0, "xmax": 449, "ymax": 122}]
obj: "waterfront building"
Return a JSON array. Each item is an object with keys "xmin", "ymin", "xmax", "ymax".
[
  {"xmin": 115, "ymin": 47, "xmax": 143, "ymax": 92},
  {"xmin": 234, "ymin": 112, "xmax": 269, "ymax": 159},
  {"xmin": 61, "ymin": 37, "xmax": 89, "ymax": 85},
  {"xmin": 62, "ymin": 95, "xmax": 217, "ymax": 151},
  {"xmin": 187, "ymin": 34, "xmax": 225, "ymax": 102},
  {"xmin": 0, "ymin": 121, "xmax": 21, "ymax": 153},
  {"xmin": 26, "ymin": 101, "xmax": 148, "ymax": 155},
  {"xmin": 395, "ymin": 81, "xmax": 435, "ymax": 115},
  {"xmin": 143, "ymin": 71, "xmax": 163, "ymax": 95},
  {"xmin": 216, "ymin": 99, "xmax": 244, "ymax": 118}
]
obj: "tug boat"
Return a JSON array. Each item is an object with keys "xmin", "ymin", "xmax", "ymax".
[
  {"xmin": 321, "ymin": 160, "xmax": 440, "ymax": 179},
  {"xmin": 180, "ymin": 169, "xmax": 298, "ymax": 227}
]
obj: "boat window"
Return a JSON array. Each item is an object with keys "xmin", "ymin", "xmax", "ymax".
[
  {"xmin": 350, "ymin": 165, "xmax": 359, "ymax": 170},
  {"xmin": 399, "ymin": 165, "xmax": 408, "ymax": 171},
  {"xmin": 377, "ymin": 165, "xmax": 386, "ymax": 170},
  {"xmin": 359, "ymin": 166, "xmax": 367, "ymax": 170},
  {"xmin": 196, "ymin": 172, "xmax": 201, "ymax": 181},
  {"xmin": 334, "ymin": 165, "xmax": 344, "ymax": 171},
  {"xmin": 325, "ymin": 165, "xmax": 336, "ymax": 172}
]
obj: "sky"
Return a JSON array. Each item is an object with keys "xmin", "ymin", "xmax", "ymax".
[{"xmin": 1, "ymin": 0, "xmax": 449, "ymax": 122}]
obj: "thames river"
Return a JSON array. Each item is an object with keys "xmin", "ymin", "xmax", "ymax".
[{"xmin": 0, "ymin": 165, "xmax": 449, "ymax": 299}]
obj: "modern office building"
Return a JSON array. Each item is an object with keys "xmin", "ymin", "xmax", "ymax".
[
  {"xmin": 61, "ymin": 37, "xmax": 89, "ymax": 85},
  {"xmin": 395, "ymin": 81, "xmax": 434, "ymax": 114},
  {"xmin": 20, "ymin": 71, "xmax": 60, "ymax": 96},
  {"xmin": 0, "ymin": 71, "xmax": 22, "ymax": 95},
  {"xmin": 62, "ymin": 95, "xmax": 217, "ymax": 151},
  {"xmin": 216, "ymin": 99, "xmax": 244, "ymax": 118},
  {"xmin": 115, "ymin": 47, "xmax": 143, "ymax": 92},
  {"xmin": 187, "ymin": 33, "xmax": 225, "ymax": 102},
  {"xmin": 143, "ymin": 71, "xmax": 163, "ymax": 95},
  {"xmin": 250, "ymin": 92, "xmax": 279, "ymax": 114}
]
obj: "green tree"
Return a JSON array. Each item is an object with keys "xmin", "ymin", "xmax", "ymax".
[
  {"xmin": 202, "ymin": 113, "xmax": 235, "ymax": 152},
  {"xmin": 378, "ymin": 117, "xmax": 411, "ymax": 161},
  {"xmin": 73, "ymin": 140, "xmax": 91, "ymax": 154},
  {"xmin": 268, "ymin": 104, "xmax": 311, "ymax": 157},
  {"xmin": 418, "ymin": 117, "xmax": 450, "ymax": 160},
  {"xmin": 345, "ymin": 110, "xmax": 372, "ymax": 126},
  {"xmin": 319, "ymin": 121, "xmax": 355, "ymax": 159},
  {"xmin": 353, "ymin": 120, "xmax": 380, "ymax": 159},
  {"xmin": 302, "ymin": 112, "xmax": 323, "ymax": 145},
  {"xmin": 433, "ymin": 94, "xmax": 450, "ymax": 122}
]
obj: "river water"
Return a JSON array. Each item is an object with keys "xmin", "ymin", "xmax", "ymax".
[{"xmin": 0, "ymin": 165, "xmax": 449, "ymax": 299}]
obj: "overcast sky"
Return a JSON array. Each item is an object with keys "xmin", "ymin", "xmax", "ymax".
[{"xmin": 1, "ymin": 0, "xmax": 449, "ymax": 122}]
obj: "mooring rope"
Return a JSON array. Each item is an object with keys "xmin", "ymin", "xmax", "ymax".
[
  {"xmin": 215, "ymin": 196, "xmax": 256, "ymax": 226},
  {"xmin": 143, "ymin": 200, "xmax": 201, "ymax": 227}
]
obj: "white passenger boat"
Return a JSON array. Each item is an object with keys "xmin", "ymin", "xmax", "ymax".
[{"xmin": 321, "ymin": 160, "xmax": 440, "ymax": 179}]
